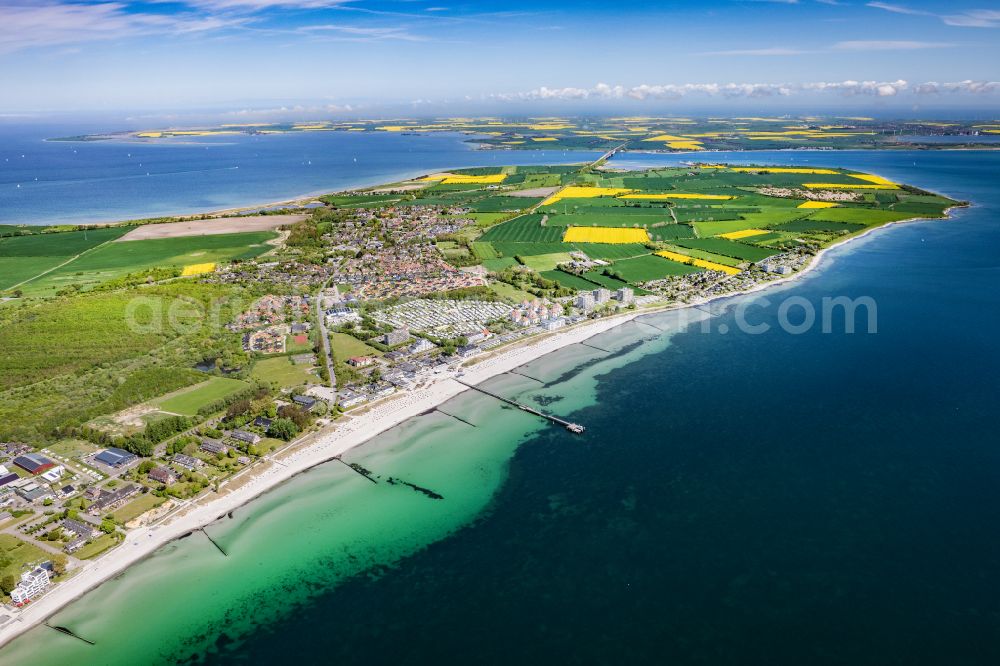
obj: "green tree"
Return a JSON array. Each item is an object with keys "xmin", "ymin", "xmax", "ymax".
[
  {"xmin": 0, "ymin": 574, "xmax": 16, "ymax": 595},
  {"xmin": 100, "ymin": 519, "xmax": 116, "ymax": 534},
  {"xmin": 267, "ymin": 418, "xmax": 299, "ymax": 441}
]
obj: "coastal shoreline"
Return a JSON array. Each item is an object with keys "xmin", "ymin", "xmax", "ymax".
[
  {"xmin": 0, "ymin": 196, "xmax": 963, "ymax": 647},
  {"xmin": 12, "ymin": 146, "xmax": 981, "ymax": 229}
]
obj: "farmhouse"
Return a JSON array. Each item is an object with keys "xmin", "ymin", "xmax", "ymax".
[{"xmin": 347, "ymin": 356, "xmax": 375, "ymax": 368}]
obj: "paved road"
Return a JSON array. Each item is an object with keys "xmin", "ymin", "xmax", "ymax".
[{"xmin": 314, "ymin": 278, "xmax": 338, "ymax": 400}]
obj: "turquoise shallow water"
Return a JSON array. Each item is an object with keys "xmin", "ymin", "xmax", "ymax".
[{"xmin": 2, "ymin": 149, "xmax": 999, "ymax": 665}]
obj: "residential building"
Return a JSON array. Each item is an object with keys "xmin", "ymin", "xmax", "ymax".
[
  {"xmin": 12, "ymin": 453, "xmax": 56, "ymax": 475},
  {"xmin": 0, "ymin": 473, "xmax": 18, "ymax": 488},
  {"xmin": 347, "ymin": 356, "xmax": 375, "ymax": 368},
  {"xmin": 10, "ymin": 567, "xmax": 50, "ymax": 606},
  {"xmin": 253, "ymin": 416, "xmax": 273, "ymax": 430},
  {"xmin": 292, "ymin": 395, "xmax": 319, "ymax": 411},
  {"xmin": 408, "ymin": 338, "xmax": 435, "ymax": 354},
  {"xmin": 200, "ymin": 439, "xmax": 230, "ymax": 455},
  {"xmin": 574, "ymin": 292, "xmax": 595, "ymax": 311},
  {"xmin": 87, "ymin": 484, "xmax": 140, "ymax": 516},
  {"xmin": 614, "ymin": 287, "xmax": 635, "ymax": 304},
  {"xmin": 62, "ymin": 518, "xmax": 98, "ymax": 540},
  {"xmin": 230, "ymin": 430, "xmax": 261, "ymax": 446},
  {"xmin": 592, "ymin": 288, "xmax": 611, "ymax": 304},
  {"xmin": 542, "ymin": 318, "xmax": 567, "ymax": 331},
  {"xmin": 337, "ymin": 390, "xmax": 367, "ymax": 409},
  {"xmin": 172, "ymin": 454, "xmax": 203, "ymax": 470},
  {"xmin": 148, "ymin": 467, "xmax": 178, "ymax": 485}
]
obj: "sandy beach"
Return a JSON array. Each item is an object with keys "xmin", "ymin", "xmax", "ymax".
[{"xmin": 0, "ymin": 194, "xmax": 963, "ymax": 648}]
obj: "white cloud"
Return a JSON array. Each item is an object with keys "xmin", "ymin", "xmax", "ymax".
[
  {"xmin": 298, "ymin": 24, "xmax": 426, "ymax": 41},
  {"xmin": 865, "ymin": 2, "xmax": 930, "ymax": 16},
  {"xmin": 490, "ymin": 79, "xmax": 1000, "ymax": 102},
  {"xmin": 867, "ymin": 2, "xmax": 1000, "ymax": 27},
  {"xmin": 0, "ymin": 2, "xmax": 248, "ymax": 54},
  {"xmin": 942, "ymin": 10, "xmax": 1000, "ymax": 27},
  {"xmin": 913, "ymin": 80, "xmax": 1000, "ymax": 94},
  {"xmin": 832, "ymin": 40, "xmax": 954, "ymax": 50}
]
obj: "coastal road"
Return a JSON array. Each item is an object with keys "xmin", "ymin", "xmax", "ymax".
[{"xmin": 314, "ymin": 278, "xmax": 338, "ymax": 399}]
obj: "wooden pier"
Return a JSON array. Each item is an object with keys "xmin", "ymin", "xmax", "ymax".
[{"xmin": 453, "ymin": 379, "xmax": 585, "ymax": 434}]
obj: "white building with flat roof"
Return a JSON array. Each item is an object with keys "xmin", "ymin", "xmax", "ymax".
[{"xmin": 11, "ymin": 567, "xmax": 50, "ymax": 606}]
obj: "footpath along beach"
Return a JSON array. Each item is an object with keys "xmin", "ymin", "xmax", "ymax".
[{"xmin": 0, "ymin": 184, "xmax": 963, "ymax": 649}]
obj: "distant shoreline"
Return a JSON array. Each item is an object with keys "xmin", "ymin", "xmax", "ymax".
[{"xmin": 8, "ymin": 146, "xmax": 989, "ymax": 230}]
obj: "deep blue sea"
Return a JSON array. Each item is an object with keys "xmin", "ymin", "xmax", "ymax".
[
  {"xmin": 1, "ymin": 138, "xmax": 999, "ymax": 665},
  {"xmin": 211, "ymin": 150, "xmax": 1000, "ymax": 665},
  {"xmin": 0, "ymin": 124, "xmax": 598, "ymax": 225}
]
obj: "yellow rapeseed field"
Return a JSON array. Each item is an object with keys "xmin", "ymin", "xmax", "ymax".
[
  {"xmin": 441, "ymin": 174, "xmax": 507, "ymax": 184},
  {"xmin": 797, "ymin": 201, "xmax": 839, "ymax": 209},
  {"xmin": 421, "ymin": 173, "xmax": 507, "ymax": 184},
  {"xmin": 718, "ymin": 229, "xmax": 769, "ymax": 239},
  {"xmin": 667, "ymin": 141, "xmax": 703, "ymax": 150},
  {"xmin": 532, "ymin": 137, "xmax": 558, "ymax": 142},
  {"xmin": 732, "ymin": 167, "xmax": 839, "ymax": 174},
  {"xmin": 642, "ymin": 134, "xmax": 690, "ymax": 142},
  {"xmin": 849, "ymin": 173, "xmax": 898, "ymax": 186},
  {"xmin": 803, "ymin": 183, "xmax": 899, "ymax": 190},
  {"xmin": 654, "ymin": 250, "xmax": 741, "ymax": 275},
  {"xmin": 181, "ymin": 263, "xmax": 216, "ymax": 276},
  {"xmin": 619, "ymin": 193, "xmax": 734, "ymax": 200},
  {"xmin": 137, "ymin": 132, "xmax": 162, "ymax": 138},
  {"xmin": 542, "ymin": 186, "xmax": 634, "ymax": 206},
  {"xmin": 563, "ymin": 227, "xmax": 650, "ymax": 244}
]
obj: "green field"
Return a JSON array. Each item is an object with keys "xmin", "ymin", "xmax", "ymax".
[
  {"xmin": 776, "ymin": 219, "xmax": 867, "ymax": 233},
  {"xmin": 487, "ymin": 281, "xmax": 537, "ymax": 301},
  {"xmin": 809, "ymin": 208, "xmax": 914, "ymax": 225},
  {"xmin": 252, "ymin": 356, "xmax": 316, "ymax": 388},
  {"xmin": 0, "ymin": 534, "xmax": 48, "ymax": 587},
  {"xmin": 153, "ymin": 377, "xmax": 250, "ymax": 416},
  {"xmin": 671, "ymin": 238, "xmax": 781, "ymax": 262},
  {"xmin": 113, "ymin": 493, "xmax": 165, "ymax": 523},
  {"xmin": 18, "ymin": 231, "xmax": 277, "ymax": 296},
  {"xmin": 0, "ymin": 226, "xmax": 132, "ymax": 291},
  {"xmin": 607, "ymin": 254, "xmax": 702, "ymax": 282},
  {"xmin": 478, "ymin": 215, "xmax": 564, "ymax": 243},
  {"xmin": 330, "ymin": 332, "xmax": 382, "ymax": 358},
  {"xmin": 538, "ymin": 270, "xmax": 601, "ymax": 291},
  {"xmin": 519, "ymin": 252, "xmax": 574, "ymax": 271},
  {"xmin": 75, "ymin": 534, "xmax": 120, "ymax": 560}
]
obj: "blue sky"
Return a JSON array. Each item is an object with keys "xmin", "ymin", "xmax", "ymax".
[{"xmin": 0, "ymin": 0, "xmax": 997, "ymax": 117}]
